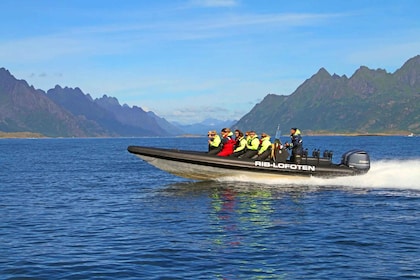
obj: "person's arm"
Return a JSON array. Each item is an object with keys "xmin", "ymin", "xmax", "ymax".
[
  {"xmin": 210, "ymin": 135, "xmax": 221, "ymax": 147},
  {"xmin": 258, "ymin": 140, "xmax": 271, "ymax": 154},
  {"xmin": 250, "ymin": 138, "xmax": 260, "ymax": 150},
  {"xmin": 234, "ymin": 139, "xmax": 246, "ymax": 152},
  {"xmin": 292, "ymin": 135, "xmax": 302, "ymax": 147}
]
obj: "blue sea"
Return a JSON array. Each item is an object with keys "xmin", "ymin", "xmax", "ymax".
[{"xmin": 1, "ymin": 136, "xmax": 419, "ymax": 279}]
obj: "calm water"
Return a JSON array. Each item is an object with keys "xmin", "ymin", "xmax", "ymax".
[{"xmin": 1, "ymin": 136, "xmax": 419, "ymax": 279}]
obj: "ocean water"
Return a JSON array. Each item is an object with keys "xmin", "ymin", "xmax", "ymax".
[{"xmin": 1, "ymin": 136, "xmax": 419, "ymax": 280}]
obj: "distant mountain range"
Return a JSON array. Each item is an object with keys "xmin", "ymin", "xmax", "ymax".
[
  {"xmin": 235, "ymin": 55, "xmax": 420, "ymax": 135},
  {"xmin": 0, "ymin": 69, "xmax": 184, "ymax": 137},
  {"xmin": 1, "ymin": 55, "xmax": 419, "ymax": 137},
  {"xmin": 174, "ymin": 118, "xmax": 237, "ymax": 135},
  {"xmin": 45, "ymin": 85, "xmax": 185, "ymax": 137}
]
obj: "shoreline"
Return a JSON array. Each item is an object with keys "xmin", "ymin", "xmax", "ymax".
[
  {"xmin": 1, "ymin": 133, "xmax": 415, "ymax": 139},
  {"xmin": 0, "ymin": 132, "xmax": 46, "ymax": 139}
]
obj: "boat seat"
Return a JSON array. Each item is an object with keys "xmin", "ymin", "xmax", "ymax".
[{"xmin": 301, "ymin": 157, "xmax": 333, "ymax": 166}]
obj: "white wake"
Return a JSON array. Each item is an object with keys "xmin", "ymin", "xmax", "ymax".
[{"xmin": 218, "ymin": 159, "xmax": 420, "ymax": 190}]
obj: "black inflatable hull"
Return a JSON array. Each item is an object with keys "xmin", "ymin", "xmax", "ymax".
[{"xmin": 127, "ymin": 146, "xmax": 370, "ymax": 180}]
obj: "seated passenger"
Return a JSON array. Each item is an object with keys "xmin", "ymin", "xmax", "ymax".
[
  {"xmin": 217, "ymin": 128, "xmax": 236, "ymax": 157},
  {"xmin": 255, "ymin": 133, "xmax": 272, "ymax": 160},
  {"xmin": 239, "ymin": 131, "xmax": 259, "ymax": 159},
  {"xmin": 271, "ymin": 139, "xmax": 289, "ymax": 163},
  {"xmin": 230, "ymin": 129, "xmax": 247, "ymax": 157},
  {"xmin": 207, "ymin": 130, "xmax": 221, "ymax": 155}
]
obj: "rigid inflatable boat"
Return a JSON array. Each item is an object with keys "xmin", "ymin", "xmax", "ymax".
[{"xmin": 127, "ymin": 145, "xmax": 370, "ymax": 180}]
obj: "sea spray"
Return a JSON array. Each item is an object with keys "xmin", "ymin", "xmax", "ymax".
[{"xmin": 217, "ymin": 159, "xmax": 420, "ymax": 191}]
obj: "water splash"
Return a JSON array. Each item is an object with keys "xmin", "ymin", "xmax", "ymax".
[{"xmin": 218, "ymin": 159, "xmax": 420, "ymax": 190}]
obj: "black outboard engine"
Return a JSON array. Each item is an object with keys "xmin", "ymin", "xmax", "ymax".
[{"xmin": 341, "ymin": 149, "xmax": 370, "ymax": 172}]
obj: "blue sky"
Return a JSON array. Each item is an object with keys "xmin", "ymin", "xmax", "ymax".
[{"xmin": 1, "ymin": 0, "xmax": 419, "ymax": 124}]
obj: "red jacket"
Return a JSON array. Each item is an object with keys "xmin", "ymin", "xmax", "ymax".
[{"xmin": 217, "ymin": 137, "xmax": 236, "ymax": 156}]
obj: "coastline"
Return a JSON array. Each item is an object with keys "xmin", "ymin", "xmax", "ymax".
[
  {"xmin": 0, "ymin": 132, "xmax": 45, "ymax": 139},
  {"xmin": 0, "ymin": 131, "xmax": 415, "ymax": 139}
]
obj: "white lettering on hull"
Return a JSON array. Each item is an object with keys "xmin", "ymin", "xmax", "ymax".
[{"xmin": 254, "ymin": 161, "xmax": 316, "ymax": 172}]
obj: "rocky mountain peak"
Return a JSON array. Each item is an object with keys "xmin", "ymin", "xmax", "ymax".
[
  {"xmin": 312, "ymin": 67, "xmax": 331, "ymax": 80},
  {"xmin": 95, "ymin": 95, "xmax": 121, "ymax": 108},
  {"xmin": 235, "ymin": 55, "xmax": 420, "ymax": 134},
  {"xmin": 394, "ymin": 55, "xmax": 420, "ymax": 88}
]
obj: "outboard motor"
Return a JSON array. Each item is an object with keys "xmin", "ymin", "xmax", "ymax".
[{"xmin": 341, "ymin": 149, "xmax": 370, "ymax": 172}]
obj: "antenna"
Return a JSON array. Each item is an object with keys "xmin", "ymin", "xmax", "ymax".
[{"xmin": 275, "ymin": 124, "xmax": 281, "ymax": 140}]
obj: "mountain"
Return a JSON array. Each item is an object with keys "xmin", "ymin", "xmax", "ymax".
[
  {"xmin": 46, "ymin": 87, "xmax": 179, "ymax": 136},
  {"xmin": 0, "ymin": 68, "xmax": 182, "ymax": 137},
  {"xmin": 235, "ymin": 55, "xmax": 420, "ymax": 135},
  {"xmin": 174, "ymin": 118, "xmax": 238, "ymax": 135},
  {"xmin": 2, "ymin": 55, "xmax": 419, "ymax": 137},
  {"xmin": 46, "ymin": 87, "xmax": 186, "ymax": 137},
  {"xmin": 0, "ymin": 68, "xmax": 106, "ymax": 137},
  {"xmin": 146, "ymin": 111, "xmax": 185, "ymax": 136}
]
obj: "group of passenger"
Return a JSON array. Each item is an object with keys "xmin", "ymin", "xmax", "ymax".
[{"xmin": 207, "ymin": 127, "xmax": 303, "ymax": 163}]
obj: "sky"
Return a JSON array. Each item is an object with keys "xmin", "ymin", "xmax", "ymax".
[{"xmin": 1, "ymin": 0, "xmax": 419, "ymax": 124}]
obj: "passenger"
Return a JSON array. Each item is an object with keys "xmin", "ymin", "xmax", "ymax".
[
  {"xmin": 255, "ymin": 133, "xmax": 272, "ymax": 160},
  {"xmin": 217, "ymin": 128, "xmax": 236, "ymax": 157},
  {"xmin": 207, "ymin": 130, "xmax": 221, "ymax": 155},
  {"xmin": 239, "ymin": 130, "xmax": 259, "ymax": 159},
  {"xmin": 271, "ymin": 139, "xmax": 289, "ymax": 163},
  {"xmin": 285, "ymin": 127, "xmax": 303, "ymax": 163},
  {"xmin": 230, "ymin": 129, "xmax": 247, "ymax": 157}
]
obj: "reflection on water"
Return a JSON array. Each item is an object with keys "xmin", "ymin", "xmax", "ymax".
[
  {"xmin": 157, "ymin": 180, "xmax": 420, "ymax": 279},
  {"xmin": 163, "ymin": 180, "xmax": 321, "ymax": 196},
  {"xmin": 161, "ymin": 181, "xmax": 314, "ymax": 279},
  {"xmin": 210, "ymin": 185, "xmax": 276, "ymax": 247}
]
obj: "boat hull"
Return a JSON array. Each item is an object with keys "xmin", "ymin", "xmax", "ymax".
[{"xmin": 128, "ymin": 146, "xmax": 368, "ymax": 180}]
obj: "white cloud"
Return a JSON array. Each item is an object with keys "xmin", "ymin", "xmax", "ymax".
[
  {"xmin": 0, "ymin": 8, "xmax": 344, "ymax": 65},
  {"xmin": 160, "ymin": 105, "xmax": 236, "ymax": 124}
]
